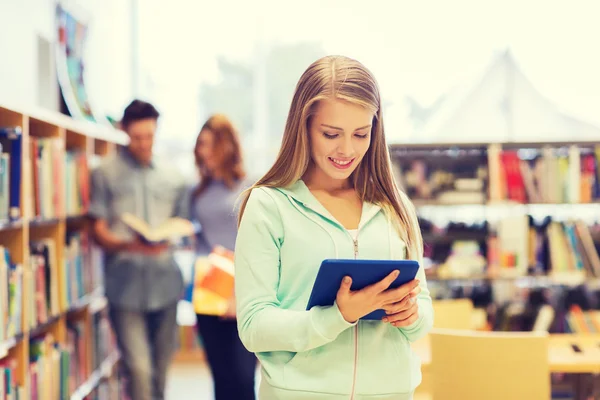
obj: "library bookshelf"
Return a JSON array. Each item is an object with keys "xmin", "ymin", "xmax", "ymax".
[
  {"xmin": 391, "ymin": 141, "xmax": 600, "ymax": 397},
  {"xmin": 0, "ymin": 103, "xmax": 128, "ymax": 399},
  {"xmin": 389, "ymin": 140, "xmax": 600, "ymax": 343}
]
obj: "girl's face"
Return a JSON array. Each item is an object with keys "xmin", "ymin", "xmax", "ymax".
[
  {"xmin": 195, "ymin": 129, "xmax": 218, "ymax": 172},
  {"xmin": 308, "ymin": 99, "xmax": 373, "ymax": 186}
]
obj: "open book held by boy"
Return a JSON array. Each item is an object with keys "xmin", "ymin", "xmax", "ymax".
[{"xmin": 121, "ymin": 212, "xmax": 197, "ymax": 245}]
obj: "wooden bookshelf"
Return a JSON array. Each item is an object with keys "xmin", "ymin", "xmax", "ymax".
[
  {"xmin": 0, "ymin": 103, "xmax": 128, "ymax": 399},
  {"xmin": 174, "ymin": 324, "xmax": 205, "ymax": 364}
]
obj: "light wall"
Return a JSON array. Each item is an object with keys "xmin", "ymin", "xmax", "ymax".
[{"xmin": 0, "ymin": 0, "xmax": 134, "ymax": 119}]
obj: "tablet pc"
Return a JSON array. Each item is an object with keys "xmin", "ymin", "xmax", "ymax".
[{"xmin": 306, "ymin": 259, "xmax": 420, "ymax": 320}]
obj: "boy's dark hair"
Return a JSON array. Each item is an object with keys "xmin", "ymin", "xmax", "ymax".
[{"xmin": 121, "ymin": 99, "xmax": 160, "ymax": 129}]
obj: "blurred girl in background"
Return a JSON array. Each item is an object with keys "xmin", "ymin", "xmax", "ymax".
[{"xmin": 191, "ymin": 114, "xmax": 256, "ymax": 400}]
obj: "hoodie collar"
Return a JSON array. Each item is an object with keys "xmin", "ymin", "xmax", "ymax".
[{"xmin": 274, "ymin": 179, "xmax": 382, "ymax": 230}]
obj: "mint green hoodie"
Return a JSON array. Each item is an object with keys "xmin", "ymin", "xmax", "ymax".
[{"xmin": 234, "ymin": 180, "xmax": 433, "ymax": 399}]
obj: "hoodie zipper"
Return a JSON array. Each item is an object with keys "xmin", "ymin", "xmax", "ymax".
[
  {"xmin": 350, "ymin": 232, "xmax": 359, "ymax": 400},
  {"xmin": 284, "ymin": 194, "xmax": 382, "ymax": 399}
]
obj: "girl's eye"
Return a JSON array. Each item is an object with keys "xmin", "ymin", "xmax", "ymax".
[
  {"xmin": 323, "ymin": 132, "xmax": 338, "ymax": 139},
  {"xmin": 355, "ymin": 134, "xmax": 368, "ymax": 139}
]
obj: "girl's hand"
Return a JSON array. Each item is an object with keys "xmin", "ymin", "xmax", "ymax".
[
  {"xmin": 381, "ymin": 285, "xmax": 421, "ymax": 327},
  {"xmin": 336, "ymin": 271, "xmax": 420, "ymax": 323}
]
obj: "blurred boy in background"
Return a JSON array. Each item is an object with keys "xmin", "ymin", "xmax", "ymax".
[{"xmin": 89, "ymin": 99, "xmax": 190, "ymax": 400}]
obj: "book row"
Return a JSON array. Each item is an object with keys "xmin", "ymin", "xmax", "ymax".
[
  {"xmin": 0, "ymin": 230, "xmax": 102, "ymax": 342},
  {"xmin": 394, "ymin": 143, "xmax": 600, "ymax": 205},
  {"xmin": 0, "ymin": 127, "xmax": 90, "ymax": 224},
  {"xmin": 423, "ymin": 217, "xmax": 600, "ymax": 281}
]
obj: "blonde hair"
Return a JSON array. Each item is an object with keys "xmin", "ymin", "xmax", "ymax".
[{"xmin": 238, "ymin": 55, "xmax": 423, "ymax": 259}]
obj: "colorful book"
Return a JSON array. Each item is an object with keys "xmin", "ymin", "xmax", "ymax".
[
  {"xmin": 192, "ymin": 246, "xmax": 235, "ymax": 316},
  {"xmin": 0, "ymin": 127, "xmax": 22, "ymax": 221}
]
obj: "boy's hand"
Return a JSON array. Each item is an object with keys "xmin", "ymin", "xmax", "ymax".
[{"xmin": 123, "ymin": 238, "xmax": 170, "ymax": 255}]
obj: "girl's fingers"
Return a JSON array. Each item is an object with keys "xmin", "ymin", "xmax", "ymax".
[
  {"xmin": 382, "ymin": 302, "xmax": 418, "ymax": 324},
  {"xmin": 383, "ymin": 292, "xmax": 417, "ymax": 313},
  {"xmin": 392, "ymin": 311, "xmax": 419, "ymax": 327}
]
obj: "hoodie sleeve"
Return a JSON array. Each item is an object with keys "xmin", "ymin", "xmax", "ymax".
[
  {"xmin": 234, "ymin": 187, "xmax": 355, "ymax": 353},
  {"xmin": 397, "ymin": 258, "xmax": 434, "ymax": 342}
]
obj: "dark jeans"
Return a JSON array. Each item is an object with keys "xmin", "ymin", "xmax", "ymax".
[
  {"xmin": 196, "ymin": 314, "xmax": 257, "ymax": 400},
  {"xmin": 109, "ymin": 302, "xmax": 178, "ymax": 400}
]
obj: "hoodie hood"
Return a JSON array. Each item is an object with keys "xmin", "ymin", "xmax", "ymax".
[
  {"xmin": 273, "ymin": 179, "xmax": 382, "ymax": 231},
  {"xmin": 273, "ymin": 179, "xmax": 314, "ymax": 205}
]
